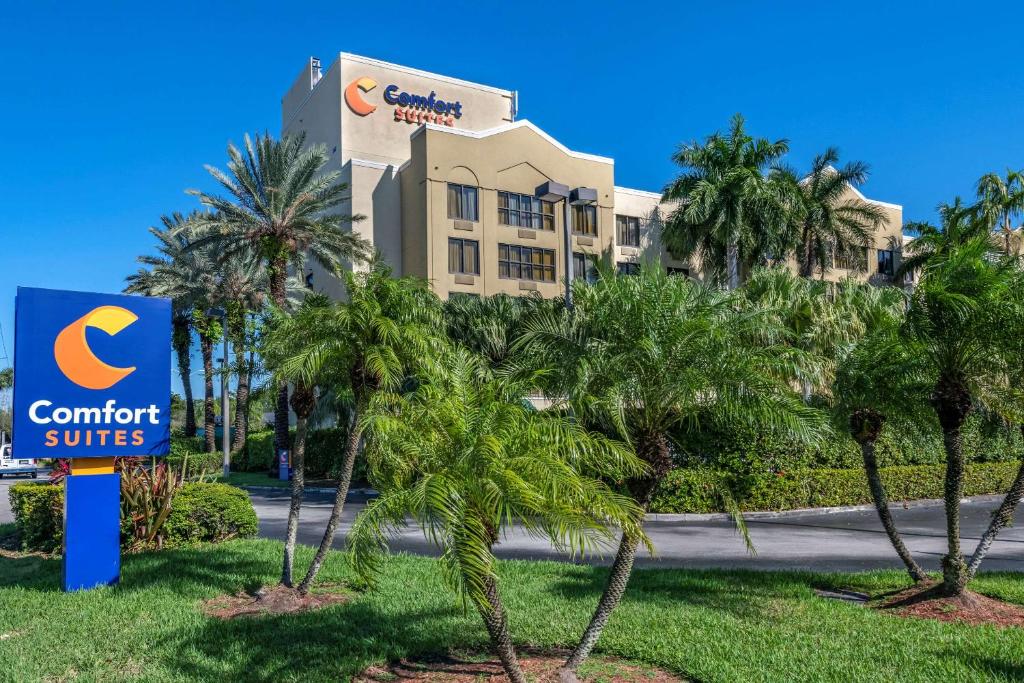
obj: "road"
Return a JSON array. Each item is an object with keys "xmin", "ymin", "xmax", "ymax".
[
  {"xmin": 3, "ymin": 476, "xmax": 1021, "ymax": 573},
  {"xmin": 249, "ymin": 488, "xmax": 1024, "ymax": 573}
]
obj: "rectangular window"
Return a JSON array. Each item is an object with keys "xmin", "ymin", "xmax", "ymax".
[
  {"xmin": 572, "ymin": 252, "xmax": 597, "ymax": 282},
  {"xmin": 877, "ymin": 249, "xmax": 895, "ymax": 276},
  {"xmin": 498, "ymin": 191, "xmax": 554, "ymax": 230},
  {"xmin": 447, "ymin": 183, "xmax": 479, "ymax": 221},
  {"xmin": 616, "ymin": 215, "xmax": 641, "ymax": 247},
  {"xmin": 572, "ymin": 204, "xmax": 598, "ymax": 236},
  {"xmin": 617, "ymin": 261, "xmax": 640, "ymax": 276},
  {"xmin": 835, "ymin": 246, "xmax": 868, "ymax": 271},
  {"xmin": 667, "ymin": 266, "xmax": 689, "ymax": 278},
  {"xmin": 498, "ymin": 243, "xmax": 555, "ymax": 282},
  {"xmin": 448, "ymin": 238, "xmax": 480, "ymax": 275}
]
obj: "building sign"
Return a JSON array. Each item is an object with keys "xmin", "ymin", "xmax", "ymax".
[
  {"xmin": 12, "ymin": 287, "xmax": 171, "ymax": 458},
  {"xmin": 345, "ymin": 76, "xmax": 463, "ymax": 127}
]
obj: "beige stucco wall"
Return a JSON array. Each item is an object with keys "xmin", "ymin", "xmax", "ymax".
[{"xmin": 611, "ymin": 187, "xmax": 695, "ymax": 277}]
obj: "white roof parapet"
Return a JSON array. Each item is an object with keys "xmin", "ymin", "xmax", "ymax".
[{"xmin": 410, "ymin": 119, "xmax": 614, "ymax": 165}]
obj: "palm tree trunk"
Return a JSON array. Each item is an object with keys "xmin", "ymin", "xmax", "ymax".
[
  {"xmin": 173, "ymin": 319, "xmax": 197, "ymax": 438},
  {"xmin": 281, "ymin": 414, "xmax": 308, "ymax": 586},
  {"xmin": 859, "ymin": 436, "xmax": 927, "ymax": 582},
  {"xmin": 565, "ymin": 430, "xmax": 669, "ymax": 672},
  {"xmin": 231, "ymin": 336, "xmax": 249, "ymax": 452},
  {"xmin": 297, "ymin": 403, "xmax": 362, "ymax": 595},
  {"xmin": 200, "ymin": 333, "xmax": 215, "ymax": 453},
  {"xmin": 477, "ymin": 574, "xmax": 526, "ymax": 683},
  {"xmin": 931, "ymin": 374, "xmax": 973, "ymax": 596},
  {"xmin": 269, "ymin": 254, "xmax": 290, "ymax": 469},
  {"xmin": 967, "ymin": 440, "xmax": 1024, "ymax": 579},
  {"xmin": 726, "ymin": 239, "xmax": 740, "ymax": 290},
  {"xmin": 799, "ymin": 226, "xmax": 815, "ymax": 278}
]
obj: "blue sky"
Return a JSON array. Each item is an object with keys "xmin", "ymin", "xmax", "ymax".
[{"xmin": 1, "ymin": 1, "xmax": 1022, "ymax": 392}]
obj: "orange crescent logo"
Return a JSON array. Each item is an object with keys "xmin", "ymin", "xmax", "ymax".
[
  {"xmin": 53, "ymin": 305, "xmax": 138, "ymax": 390},
  {"xmin": 344, "ymin": 77, "xmax": 378, "ymax": 116}
]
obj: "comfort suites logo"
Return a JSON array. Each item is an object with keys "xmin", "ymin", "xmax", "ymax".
[
  {"xmin": 54, "ymin": 305, "xmax": 138, "ymax": 390},
  {"xmin": 344, "ymin": 76, "xmax": 463, "ymax": 127}
]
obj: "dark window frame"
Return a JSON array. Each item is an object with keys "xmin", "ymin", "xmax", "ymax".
[
  {"xmin": 877, "ymin": 248, "xmax": 895, "ymax": 276},
  {"xmin": 448, "ymin": 237, "xmax": 480, "ymax": 275},
  {"xmin": 447, "ymin": 183, "xmax": 479, "ymax": 221},
  {"xmin": 498, "ymin": 191, "xmax": 554, "ymax": 231},
  {"xmin": 572, "ymin": 204, "xmax": 598, "ymax": 237},
  {"xmin": 617, "ymin": 261, "xmax": 640, "ymax": 276},
  {"xmin": 616, "ymin": 214, "xmax": 641, "ymax": 247},
  {"xmin": 498, "ymin": 243, "xmax": 556, "ymax": 283}
]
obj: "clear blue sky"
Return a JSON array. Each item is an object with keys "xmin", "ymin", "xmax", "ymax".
[{"xmin": 1, "ymin": 1, "xmax": 1022, "ymax": 391}]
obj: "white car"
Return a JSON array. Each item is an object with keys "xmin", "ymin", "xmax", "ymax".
[{"xmin": 0, "ymin": 444, "xmax": 38, "ymax": 479}]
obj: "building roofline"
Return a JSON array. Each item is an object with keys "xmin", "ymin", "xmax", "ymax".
[
  {"xmin": 339, "ymin": 52, "xmax": 514, "ymax": 97},
  {"xmin": 809, "ymin": 165, "xmax": 902, "ymax": 210},
  {"xmin": 614, "ymin": 186, "xmax": 664, "ymax": 200},
  {"xmin": 410, "ymin": 119, "xmax": 614, "ymax": 165}
]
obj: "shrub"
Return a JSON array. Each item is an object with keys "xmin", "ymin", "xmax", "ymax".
[
  {"xmin": 650, "ymin": 460, "xmax": 1023, "ymax": 513},
  {"xmin": 163, "ymin": 483, "xmax": 258, "ymax": 546},
  {"xmin": 8, "ymin": 483, "xmax": 62, "ymax": 552},
  {"xmin": 235, "ymin": 426, "xmax": 366, "ymax": 482},
  {"xmin": 167, "ymin": 435, "xmax": 220, "ymax": 476}
]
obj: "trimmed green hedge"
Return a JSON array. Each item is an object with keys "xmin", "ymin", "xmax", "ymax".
[
  {"xmin": 9, "ymin": 481, "xmax": 257, "ymax": 552},
  {"xmin": 163, "ymin": 483, "xmax": 258, "ymax": 546},
  {"xmin": 167, "ymin": 435, "xmax": 221, "ymax": 476},
  {"xmin": 650, "ymin": 460, "xmax": 1024, "ymax": 513},
  {"xmin": 237, "ymin": 428, "xmax": 365, "ymax": 482},
  {"xmin": 8, "ymin": 483, "xmax": 63, "ymax": 552}
]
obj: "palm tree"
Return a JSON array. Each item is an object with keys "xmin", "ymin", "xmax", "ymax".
[
  {"xmin": 517, "ymin": 267, "xmax": 822, "ymax": 671},
  {"xmin": 976, "ymin": 169, "xmax": 1024, "ymax": 254},
  {"xmin": 902, "ymin": 236, "xmax": 1024, "ymax": 595},
  {"xmin": 443, "ymin": 293, "xmax": 562, "ymax": 369},
  {"xmin": 272, "ymin": 264, "xmax": 442, "ymax": 594},
  {"xmin": 772, "ymin": 149, "xmax": 886, "ymax": 278},
  {"xmin": 896, "ymin": 198, "xmax": 995, "ymax": 281},
  {"xmin": 125, "ymin": 212, "xmax": 219, "ymax": 443},
  {"xmin": 661, "ymin": 114, "xmax": 790, "ymax": 289},
  {"xmin": 349, "ymin": 347, "xmax": 646, "ymax": 683},
  {"xmin": 188, "ymin": 132, "xmax": 372, "ymax": 463}
]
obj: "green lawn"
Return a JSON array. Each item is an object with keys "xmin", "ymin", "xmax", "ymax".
[{"xmin": 0, "ymin": 540, "xmax": 1022, "ymax": 682}]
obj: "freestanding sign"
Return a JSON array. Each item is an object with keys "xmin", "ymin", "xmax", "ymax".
[{"xmin": 12, "ymin": 287, "xmax": 170, "ymax": 591}]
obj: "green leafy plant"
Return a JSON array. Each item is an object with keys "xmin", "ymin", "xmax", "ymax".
[{"xmin": 162, "ymin": 482, "xmax": 258, "ymax": 546}]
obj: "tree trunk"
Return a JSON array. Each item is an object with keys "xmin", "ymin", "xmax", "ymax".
[
  {"xmin": 565, "ymin": 430, "xmax": 670, "ymax": 671},
  {"xmin": 856, "ymin": 427, "xmax": 927, "ymax": 582},
  {"xmin": 726, "ymin": 239, "xmax": 740, "ymax": 290},
  {"xmin": 200, "ymin": 333, "xmax": 216, "ymax": 453},
  {"xmin": 967, "ymin": 443, "xmax": 1024, "ymax": 578},
  {"xmin": 269, "ymin": 254, "xmax": 290, "ymax": 472},
  {"xmin": 799, "ymin": 224, "xmax": 815, "ymax": 278},
  {"xmin": 297, "ymin": 402, "xmax": 362, "ymax": 594},
  {"xmin": 281, "ymin": 384, "xmax": 316, "ymax": 587},
  {"xmin": 477, "ymin": 574, "xmax": 526, "ymax": 683},
  {"xmin": 173, "ymin": 319, "xmax": 197, "ymax": 438},
  {"xmin": 931, "ymin": 374, "xmax": 973, "ymax": 596},
  {"xmin": 231, "ymin": 335, "xmax": 249, "ymax": 452}
]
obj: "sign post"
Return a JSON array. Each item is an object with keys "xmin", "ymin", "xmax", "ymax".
[{"xmin": 12, "ymin": 287, "xmax": 170, "ymax": 591}]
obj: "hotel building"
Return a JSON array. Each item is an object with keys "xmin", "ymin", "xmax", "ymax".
[{"xmin": 282, "ymin": 53, "xmax": 904, "ymax": 299}]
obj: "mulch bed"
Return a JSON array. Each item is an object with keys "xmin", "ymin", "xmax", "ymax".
[
  {"xmin": 202, "ymin": 584, "xmax": 351, "ymax": 619},
  {"xmin": 355, "ymin": 649, "xmax": 684, "ymax": 682},
  {"xmin": 877, "ymin": 581, "xmax": 1024, "ymax": 628}
]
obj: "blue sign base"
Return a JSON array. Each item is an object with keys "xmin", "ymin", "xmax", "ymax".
[{"xmin": 64, "ymin": 473, "xmax": 120, "ymax": 591}]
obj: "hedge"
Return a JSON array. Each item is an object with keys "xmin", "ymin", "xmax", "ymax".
[
  {"xmin": 650, "ymin": 460, "xmax": 1024, "ymax": 513},
  {"xmin": 167, "ymin": 435, "xmax": 221, "ymax": 476},
  {"xmin": 9, "ymin": 481, "xmax": 258, "ymax": 552},
  {"xmin": 163, "ymin": 483, "xmax": 258, "ymax": 546},
  {"xmin": 236, "ymin": 428, "xmax": 366, "ymax": 482}
]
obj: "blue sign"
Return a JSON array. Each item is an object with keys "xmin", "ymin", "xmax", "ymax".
[{"xmin": 12, "ymin": 287, "xmax": 171, "ymax": 459}]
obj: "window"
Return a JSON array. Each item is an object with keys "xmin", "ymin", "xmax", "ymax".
[
  {"xmin": 835, "ymin": 246, "xmax": 868, "ymax": 271},
  {"xmin": 877, "ymin": 249, "xmax": 895, "ymax": 276},
  {"xmin": 447, "ymin": 183, "xmax": 479, "ymax": 221},
  {"xmin": 498, "ymin": 191, "xmax": 554, "ymax": 230},
  {"xmin": 667, "ymin": 266, "xmax": 689, "ymax": 278},
  {"xmin": 498, "ymin": 243, "xmax": 555, "ymax": 282},
  {"xmin": 572, "ymin": 204, "xmax": 598, "ymax": 236},
  {"xmin": 616, "ymin": 215, "xmax": 641, "ymax": 247},
  {"xmin": 617, "ymin": 262, "xmax": 640, "ymax": 276},
  {"xmin": 304, "ymin": 270, "xmax": 315, "ymax": 289},
  {"xmin": 448, "ymin": 238, "xmax": 479, "ymax": 275},
  {"xmin": 573, "ymin": 252, "xmax": 597, "ymax": 282}
]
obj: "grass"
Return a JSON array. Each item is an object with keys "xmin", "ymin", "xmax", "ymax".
[{"xmin": 0, "ymin": 540, "xmax": 1022, "ymax": 682}]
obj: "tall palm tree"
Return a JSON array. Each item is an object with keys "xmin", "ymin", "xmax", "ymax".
[
  {"xmin": 772, "ymin": 149, "xmax": 886, "ymax": 278},
  {"xmin": 903, "ymin": 236, "xmax": 1024, "ymax": 595},
  {"xmin": 896, "ymin": 198, "xmax": 995, "ymax": 281},
  {"xmin": 661, "ymin": 114, "xmax": 789, "ymax": 289},
  {"xmin": 125, "ymin": 212, "xmax": 219, "ymax": 442},
  {"xmin": 976, "ymin": 169, "xmax": 1024, "ymax": 254},
  {"xmin": 517, "ymin": 267, "xmax": 823, "ymax": 671},
  {"xmin": 271, "ymin": 264, "xmax": 443, "ymax": 594},
  {"xmin": 349, "ymin": 348, "xmax": 646, "ymax": 683},
  {"xmin": 188, "ymin": 132, "xmax": 372, "ymax": 462}
]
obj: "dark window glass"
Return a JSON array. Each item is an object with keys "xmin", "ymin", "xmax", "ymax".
[
  {"xmin": 573, "ymin": 252, "xmax": 598, "ymax": 283},
  {"xmin": 572, "ymin": 204, "xmax": 598, "ymax": 236},
  {"xmin": 667, "ymin": 266, "xmax": 689, "ymax": 278},
  {"xmin": 617, "ymin": 261, "xmax": 640, "ymax": 276},
  {"xmin": 877, "ymin": 249, "xmax": 895, "ymax": 276},
  {"xmin": 448, "ymin": 238, "xmax": 480, "ymax": 275},
  {"xmin": 498, "ymin": 191, "xmax": 554, "ymax": 230},
  {"xmin": 498, "ymin": 243, "xmax": 555, "ymax": 282},
  {"xmin": 448, "ymin": 183, "xmax": 479, "ymax": 221},
  {"xmin": 616, "ymin": 215, "xmax": 641, "ymax": 247}
]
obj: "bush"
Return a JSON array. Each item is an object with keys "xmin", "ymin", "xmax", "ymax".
[
  {"xmin": 168, "ymin": 435, "xmax": 221, "ymax": 476},
  {"xmin": 8, "ymin": 483, "xmax": 62, "ymax": 552},
  {"xmin": 162, "ymin": 483, "xmax": 258, "ymax": 546},
  {"xmin": 235, "ymin": 426, "xmax": 366, "ymax": 482},
  {"xmin": 650, "ymin": 460, "xmax": 1023, "ymax": 513}
]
